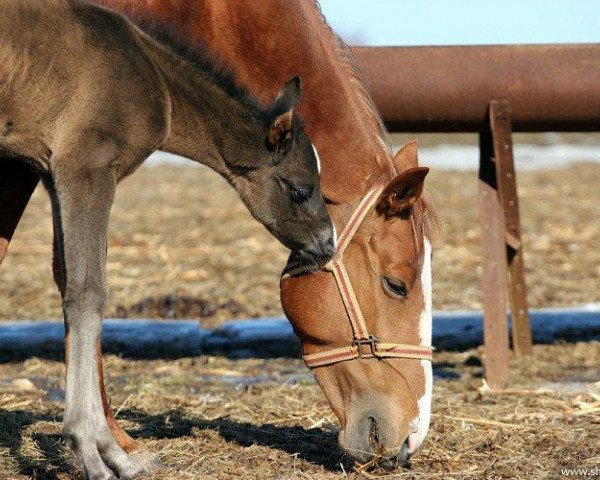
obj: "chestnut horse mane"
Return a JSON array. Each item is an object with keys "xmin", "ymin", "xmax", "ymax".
[
  {"xmin": 310, "ymin": 1, "xmax": 442, "ymax": 249},
  {"xmin": 311, "ymin": 1, "xmax": 391, "ymax": 161},
  {"xmin": 94, "ymin": 1, "xmax": 278, "ymax": 127}
]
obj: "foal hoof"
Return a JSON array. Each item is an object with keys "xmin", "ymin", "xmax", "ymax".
[{"xmin": 125, "ymin": 450, "xmax": 165, "ymax": 478}]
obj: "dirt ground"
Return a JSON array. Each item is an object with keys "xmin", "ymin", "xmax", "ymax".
[
  {"xmin": 0, "ymin": 343, "xmax": 598, "ymax": 479},
  {"xmin": 1, "ymin": 161, "xmax": 599, "ymax": 324},
  {"xmin": 0, "ymin": 142, "xmax": 599, "ymax": 478}
]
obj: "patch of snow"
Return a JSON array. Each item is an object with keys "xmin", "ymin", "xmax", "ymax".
[
  {"xmin": 142, "ymin": 144, "xmax": 600, "ymax": 171},
  {"xmin": 417, "ymin": 143, "xmax": 600, "ymax": 171},
  {"xmin": 144, "ymin": 151, "xmax": 197, "ymax": 167}
]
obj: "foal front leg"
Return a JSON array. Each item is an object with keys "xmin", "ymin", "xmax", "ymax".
[{"xmin": 51, "ymin": 161, "xmax": 158, "ymax": 479}]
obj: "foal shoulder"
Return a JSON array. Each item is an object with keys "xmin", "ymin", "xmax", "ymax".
[{"xmin": 63, "ymin": 0, "xmax": 171, "ymax": 151}]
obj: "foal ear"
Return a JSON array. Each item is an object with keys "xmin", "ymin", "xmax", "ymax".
[
  {"xmin": 377, "ymin": 167, "xmax": 429, "ymax": 217},
  {"xmin": 267, "ymin": 77, "xmax": 302, "ymax": 150},
  {"xmin": 393, "ymin": 139, "xmax": 419, "ymax": 172}
]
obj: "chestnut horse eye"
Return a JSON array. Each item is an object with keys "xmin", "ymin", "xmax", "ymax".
[
  {"xmin": 290, "ymin": 186, "xmax": 313, "ymax": 204},
  {"xmin": 382, "ymin": 276, "xmax": 408, "ymax": 299}
]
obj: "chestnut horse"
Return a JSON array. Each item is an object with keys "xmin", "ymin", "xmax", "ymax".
[{"xmin": 1, "ymin": 0, "xmax": 440, "ymax": 475}]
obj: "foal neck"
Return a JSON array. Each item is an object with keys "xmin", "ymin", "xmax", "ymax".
[{"xmin": 135, "ymin": 31, "xmax": 268, "ymax": 176}]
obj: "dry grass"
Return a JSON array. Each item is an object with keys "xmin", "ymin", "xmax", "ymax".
[
  {"xmin": 0, "ymin": 150, "xmax": 598, "ymax": 478},
  {"xmin": 0, "ymin": 343, "xmax": 598, "ymax": 479},
  {"xmin": 1, "ymin": 163, "xmax": 599, "ymax": 323}
]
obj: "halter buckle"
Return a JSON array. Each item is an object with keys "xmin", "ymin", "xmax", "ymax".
[{"xmin": 352, "ymin": 335, "xmax": 379, "ymax": 357}]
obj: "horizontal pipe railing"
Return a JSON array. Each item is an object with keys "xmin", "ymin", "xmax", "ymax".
[{"xmin": 352, "ymin": 44, "xmax": 600, "ymax": 132}]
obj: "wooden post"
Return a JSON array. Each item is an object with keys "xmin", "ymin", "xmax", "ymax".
[
  {"xmin": 0, "ymin": 158, "xmax": 39, "ymax": 266},
  {"xmin": 489, "ymin": 101, "xmax": 533, "ymax": 356},
  {"xmin": 479, "ymin": 111, "xmax": 511, "ymax": 389}
]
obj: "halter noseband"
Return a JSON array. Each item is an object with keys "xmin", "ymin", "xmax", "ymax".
[{"xmin": 281, "ymin": 184, "xmax": 434, "ymax": 369}]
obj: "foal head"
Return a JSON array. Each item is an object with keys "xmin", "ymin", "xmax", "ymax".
[
  {"xmin": 224, "ymin": 77, "xmax": 334, "ymax": 267},
  {"xmin": 282, "ymin": 141, "xmax": 436, "ymax": 468}
]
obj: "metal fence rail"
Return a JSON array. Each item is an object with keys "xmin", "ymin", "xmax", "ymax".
[{"xmin": 353, "ymin": 44, "xmax": 600, "ymax": 132}]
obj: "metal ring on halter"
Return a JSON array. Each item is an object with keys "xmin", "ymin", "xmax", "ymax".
[
  {"xmin": 281, "ymin": 184, "xmax": 435, "ymax": 368},
  {"xmin": 353, "ymin": 335, "xmax": 379, "ymax": 357}
]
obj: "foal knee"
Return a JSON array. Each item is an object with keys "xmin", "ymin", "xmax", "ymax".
[{"xmin": 63, "ymin": 277, "xmax": 108, "ymax": 321}]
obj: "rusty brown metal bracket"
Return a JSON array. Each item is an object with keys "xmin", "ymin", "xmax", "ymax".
[
  {"xmin": 0, "ymin": 158, "xmax": 40, "ymax": 267},
  {"xmin": 479, "ymin": 100, "xmax": 533, "ymax": 388}
]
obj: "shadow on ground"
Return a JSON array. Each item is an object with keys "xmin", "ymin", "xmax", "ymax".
[
  {"xmin": 122, "ymin": 408, "xmax": 352, "ymax": 472},
  {"xmin": 0, "ymin": 407, "xmax": 351, "ymax": 478},
  {"xmin": 0, "ymin": 408, "xmax": 73, "ymax": 480}
]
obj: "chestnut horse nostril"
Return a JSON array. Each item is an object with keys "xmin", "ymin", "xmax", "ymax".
[
  {"xmin": 398, "ymin": 438, "xmax": 412, "ymax": 467},
  {"xmin": 368, "ymin": 417, "xmax": 380, "ymax": 449}
]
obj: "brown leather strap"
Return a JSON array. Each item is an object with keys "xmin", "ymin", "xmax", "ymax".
[
  {"xmin": 303, "ymin": 343, "xmax": 433, "ymax": 368},
  {"xmin": 330, "ymin": 260, "xmax": 370, "ymax": 339}
]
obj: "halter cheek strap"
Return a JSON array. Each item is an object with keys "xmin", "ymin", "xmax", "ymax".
[{"xmin": 282, "ymin": 184, "xmax": 434, "ymax": 369}]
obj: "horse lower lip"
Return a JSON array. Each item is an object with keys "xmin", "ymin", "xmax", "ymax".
[
  {"xmin": 380, "ymin": 458, "xmax": 396, "ymax": 470},
  {"xmin": 315, "ymin": 244, "xmax": 335, "ymax": 264},
  {"xmin": 375, "ymin": 448, "xmax": 411, "ymax": 471},
  {"xmin": 316, "ymin": 253, "xmax": 333, "ymax": 266},
  {"xmin": 341, "ymin": 423, "xmax": 411, "ymax": 471}
]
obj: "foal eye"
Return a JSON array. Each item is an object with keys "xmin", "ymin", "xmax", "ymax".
[
  {"xmin": 382, "ymin": 276, "xmax": 408, "ymax": 299},
  {"xmin": 290, "ymin": 186, "xmax": 313, "ymax": 204}
]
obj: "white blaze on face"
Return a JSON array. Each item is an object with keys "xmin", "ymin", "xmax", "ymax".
[
  {"xmin": 408, "ymin": 238, "xmax": 433, "ymax": 454},
  {"xmin": 311, "ymin": 143, "xmax": 322, "ymax": 174},
  {"xmin": 311, "ymin": 143, "xmax": 337, "ymax": 249}
]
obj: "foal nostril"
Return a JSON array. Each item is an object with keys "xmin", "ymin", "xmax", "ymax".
[{"xmin": 323, "ymin": 236, "xmax": 336, "ymax": 257}]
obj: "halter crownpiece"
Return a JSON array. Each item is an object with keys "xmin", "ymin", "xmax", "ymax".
[{"xmin": 282, "ymin": 183, "xmax": 434, "ymax": 369}]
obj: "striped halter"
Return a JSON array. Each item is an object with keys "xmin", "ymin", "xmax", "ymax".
[{"xmin": 281, "ymin": 184, "xmax": 434, "ymax": 369}]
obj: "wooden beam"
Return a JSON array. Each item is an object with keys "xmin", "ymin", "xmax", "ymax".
[
  {"xmin": 489, "ymin": 101, "xmax": 533, "ymax": 356},
  {"xmin": 478, "ymin": 108, "xmax": 511, "ymax": 388}
]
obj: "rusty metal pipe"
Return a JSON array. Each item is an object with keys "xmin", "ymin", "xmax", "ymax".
[{"xmin": 352, "ymin": 44, "xmax": 600, "ymax": 132}]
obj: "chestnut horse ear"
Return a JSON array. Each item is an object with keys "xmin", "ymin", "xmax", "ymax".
[
  {"xmin": 377, "ymin": 167, "xmax": 429, "ymax": 217},
  {"xmin": 392, "ymin": 139, "xmax": 419, "ymax": 172},
  {"xmin": 267, "ymin": 77, "xmax": 301, "ymax": 150}
]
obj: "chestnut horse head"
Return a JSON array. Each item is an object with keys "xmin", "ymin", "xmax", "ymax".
[
  {"xmin": 92, "ymin": 0, "xmax": 440, "ymax": 469},
  {"xmin": 281, "ymin": 140, "xmax": 436, "ymax": 467}
]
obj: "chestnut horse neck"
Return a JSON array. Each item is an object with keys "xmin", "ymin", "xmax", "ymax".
[{"xmin": 93, "ymin": 0, "xmax": 395, "ymax": 204}]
